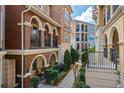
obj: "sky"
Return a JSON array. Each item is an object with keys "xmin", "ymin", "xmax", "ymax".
[{"xmin": 71, "ymin": 5, "xmax": 95, "ymax": 24}]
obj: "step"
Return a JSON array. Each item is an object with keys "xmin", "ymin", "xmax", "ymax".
[{"xmin": 86, "ymin": 77, "xmax": 119, "ymax": 88}]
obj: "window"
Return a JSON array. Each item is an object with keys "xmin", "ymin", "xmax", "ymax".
[
  {"xmin": 85, "ymin": 25, "xmax": 88, "ymax": 32},
  {"xmin": 81, "ymin": 24, "xmax": 84, "ymax": 31},
  {"xmin": 53, "ymin": 29, "xmax": 58, "ymax": 47},
  {"xmin": 85, "ymin": 34, "xmax": 87, "ymax": 41},
  {"xmin": 81, "ymin": 33, "xmax": 84, "ymax": 41},
  {"xmin": 64, "ymin": 31, "xmax": 69, "ymax": 43},
  {"xmin": 64, "ymin": 9, "xmax": 69, "ymax": 24},
  {"xmin": 76, "ymin": 24, "xmax": 79, "ymax": 32},
  {"xmin": 107, "ymin": 6, "xmax": 110, "ymax": 22},
  {"xmin": 45, "ymin": 25, "xmax": 51, "ymax": 47},
  {"xmin": 77, "ymin": 43, "xmax": 80, "ymax": 50},
  {"xmin": 112, "ymin": 5, "xmax": 119, "ymax": 13},
  {"xmin": 31, "ymin": 27, "xmax": 41, "ymax": 49},
  {"xmin": 76, "ymin": 33, "xmax": 79, "ymax": 41}
]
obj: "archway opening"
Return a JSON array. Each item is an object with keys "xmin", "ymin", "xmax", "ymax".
[
  {"xmin": 49, "ymin": 53, "xmax": 57, "ymax": 66},
  {"xmin": 30, "ymin": 56, "xmax": 47, "ymax": 77},
  {"xmin": 112, "ymin": 29, "xmax": 119, "ymax": 53}
]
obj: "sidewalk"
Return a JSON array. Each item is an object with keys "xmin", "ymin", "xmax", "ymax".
[{"xmin": 58, "ymin": 62, "xmax": 82, "ymax": 88}]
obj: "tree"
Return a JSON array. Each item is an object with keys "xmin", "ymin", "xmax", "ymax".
[
  {"xmin": 70, "ymin": 46, "xmax": 79, "ymax": 64},
  {"xmin": 75, "ymin": 49, "xmax": 79, "ymax": 62},
  {"xmin": 64, "ymin": 49, "xmax": 71, "ymax": 70},
  {"xmin": 70, "ymin": 47, "xmax": 76, "ymax": 64}
]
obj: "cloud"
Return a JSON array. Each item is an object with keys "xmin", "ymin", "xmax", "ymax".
[{"xmin": 74, "ymin": 6, "xmax": 95, "ymax": 24}]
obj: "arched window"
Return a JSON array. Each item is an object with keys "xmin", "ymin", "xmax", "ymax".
[
  {"xmin": 30, "ymin": 18, "xmax": 41, "ymax": 49},
  {"xmin": 53, "ymin": 29, "xmax": 58, "ymax": 48},
  {"xmin": 45, "ymin": 25, "xmax": 51, "ymax": 47}
]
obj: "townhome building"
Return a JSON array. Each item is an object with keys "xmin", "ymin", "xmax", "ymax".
[
  {"xmin": 74, "ymin": 20, "xmax": 95, "ymax": 51},
  {"xmin": 92, "ymin": 5, "xmax": 124, "ymax": 87},
  {"xmin": 49, "ymin": 5, "xmax": 73, "ymax": 64},
  {"xmin": 4, "ymin": 5, "xmax": 63, "ymax": 88}
]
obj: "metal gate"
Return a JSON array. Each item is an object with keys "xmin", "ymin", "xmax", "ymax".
[{"xmin": 87, "ymin": 51, "xmax": 118, "ymax": 70}]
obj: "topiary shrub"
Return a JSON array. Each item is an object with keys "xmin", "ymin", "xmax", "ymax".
[
  {"xmin": 45, "ymin": 68, "xmax": 59, "ymax": 84},
  {"xmin": 31, "ymin": 76, "xmax": 40, "ymax": 88}
]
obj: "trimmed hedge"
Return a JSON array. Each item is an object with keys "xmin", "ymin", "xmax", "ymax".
[
  {"xmin": 45, "ymin": 68, "xmax": 59, "ymax": 84},
  {"xmin": 57, "ymin": 71, "xmax": 66, "ymax": 80},
  {"xmin": 31, "ymin": 76, "xmax": 40, "ymax": 88}
]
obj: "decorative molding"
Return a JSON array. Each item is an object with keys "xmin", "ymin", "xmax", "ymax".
[
  {"xmin": 24, "ymin": 21, "xmax": 32, "ymax": 27},
  {"xmin": 30, "ymin": 6, "xmax": 62, "ymax": 28},
  {"xmin": 103, "ymin": 6, "xmax": 123, "ymax": 32},
  {"xmin": 117, "ymin": 42, "xmax": 124, "ymax": 46},
  {"xmin": 0, "ymin": 51, "xmax": 7, "ymax": 56},
  {"xmin": 6, "ymin": 48, "xmax": 59, "ymax": 55}
]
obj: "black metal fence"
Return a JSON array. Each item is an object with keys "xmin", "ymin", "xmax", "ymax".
[{"xmin": 87, "ymin": 52, "xmax": 118, "ymax": 70}]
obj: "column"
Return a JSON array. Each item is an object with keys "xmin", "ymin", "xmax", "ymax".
[
  {"xmin": 118, "ymin": 42, "xmax": 124, "ymax": 87},
  {"xmin": 0, "ymin": 56, "xmax": 2, "ymax": 88},
  {"xmin": 51, "ymin": 34, "xmax": 53, "ymax": 47},
  {"xmin": 107, "ymin": 44, "xmax": 113, "ymax": 63}
]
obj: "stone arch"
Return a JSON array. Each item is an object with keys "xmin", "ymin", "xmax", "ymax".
[
  {"xmin": 109, "ymin": 26, "xmax": 119, "ymax": 44},
  {"xmin": 48, "ymin": 52, "xmax": 58, "ymax": 65},
  {"xmin": 29, "ymin": 54, "xmax": 48, "ymax": 73},
  {"xmin": 29, "ymin": 16, "xmax": 43, "ymax": 31},
  {"xmin": 44, "ymin": 23, "xmax": 52, "ymax": 34},
  {"xmin": 53, "ymin": 27, "xmax": 59, "ymax": 36}
]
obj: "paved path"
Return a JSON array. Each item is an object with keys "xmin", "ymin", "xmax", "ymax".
[
  {"xmin": 58, "ymin": 62, "xmax": 82, "ymax": 88},
  {"xmin": 38, "ymin": 83, "xmax": 56, "ymax": 88}
]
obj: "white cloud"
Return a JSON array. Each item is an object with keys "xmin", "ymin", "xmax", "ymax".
[{"xmin": 75, "ymin": 6, "xmax": 95, "ymax": 24}]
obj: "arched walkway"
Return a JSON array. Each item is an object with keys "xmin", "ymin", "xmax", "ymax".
[
  {"xmin": 110, "ymin": 27, "xmax": 119, "ymax": 53},
  {"xmin": 29, "ymin": 54, "xmax": 47, "ymax": 73},
  {"xmin": 48, "ymin": 52, "xmax": 58, "ymax": 66}
]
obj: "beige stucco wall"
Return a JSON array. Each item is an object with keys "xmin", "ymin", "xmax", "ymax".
[{"xmin": 104, "ymin": 14, "xmax": 124, "ymax": 72}]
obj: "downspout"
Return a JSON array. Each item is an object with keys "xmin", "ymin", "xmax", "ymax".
[{"xmin": 21, "ymin": 6, "xmax": 31, "ymax": 88}]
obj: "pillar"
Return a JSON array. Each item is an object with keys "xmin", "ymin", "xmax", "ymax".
[
  {"xmin": 118, "ymin": 42, "xmax": 124, "ymax": 87},
  {"xmin": 107, "ymin": 44, "xmax": 113, "ymax": 63},
  {"xmin": 0, "ymin": 56, "xmax": 2, "ymax": 88},
  {"xmin": 51, "ymin": 34, "xmax": 53, "ymax": 47}
]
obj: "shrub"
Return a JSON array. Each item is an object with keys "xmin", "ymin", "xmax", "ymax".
[
  {"xmin": 80, "ymin": 71, "xmax": 85, "ymax": 81},
  {"xmin": 75, "ymin": 49, "xmax": 79, "ymax": 62},
  {"xmin": 81, "ymin": 51, "xmax": 88, "ymax": 65},
  {"xmin": 31, "ymin": 76, "xmax": 40, "ymax": 88},
  {"xmin": 79, "ymin": 67, "xmax": 86, "ymax": 73},
  {"xmin": 57, "ymin": 71, "xmax": 66, "ymax": 80},
  {"xmin": 45, "ymin": 68, "xmax": 59, "ymax": 84},
  {"xmin": 78, "ymin": 81, "xmax": 86, "ymax": 88},
  {"xmin": 52, "ymin": 63, "xmax": 67, "ymax": 72}
]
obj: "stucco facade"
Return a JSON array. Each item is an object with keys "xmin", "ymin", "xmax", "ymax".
[
  {"xmin": 93, "ymin": 5, "xmax": 124, "ymax": 87},
  {"xmin": 74, "ymin": 20, "xmax": 95, "ymax": 51},
  {"xmin": 4, "ymin": 5, "xmax": 62, "ymax": 88}
]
